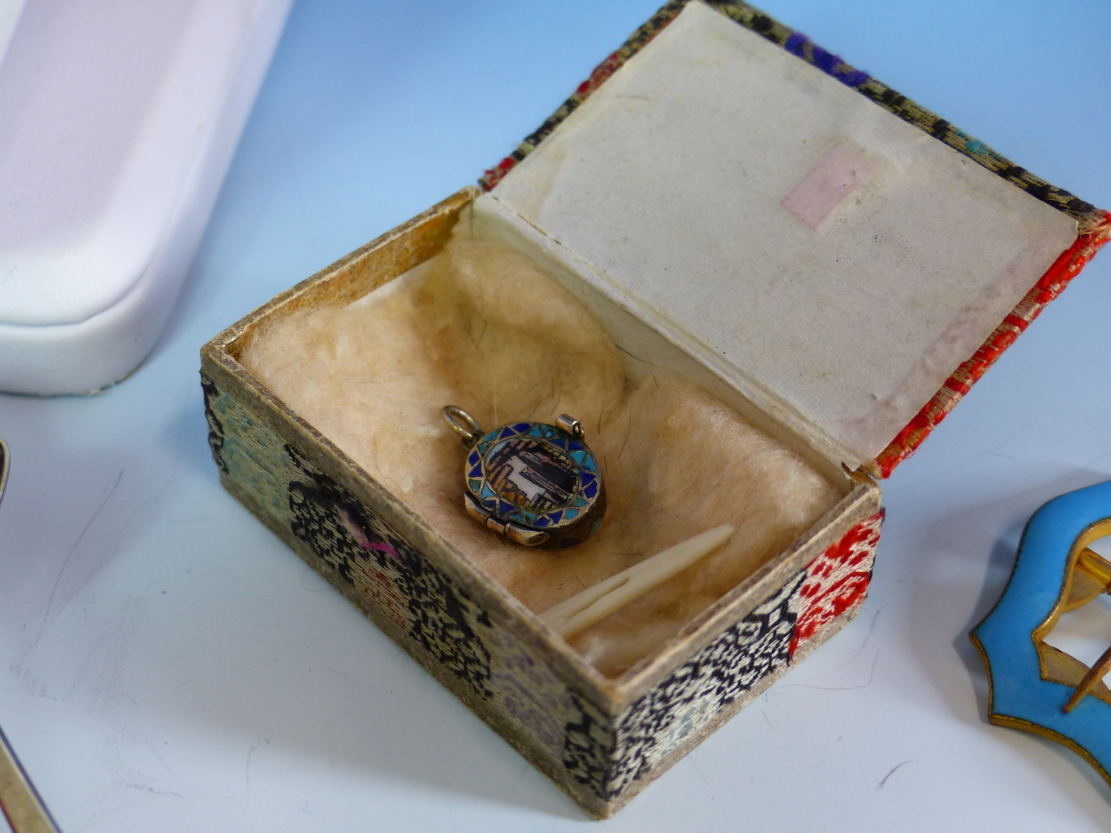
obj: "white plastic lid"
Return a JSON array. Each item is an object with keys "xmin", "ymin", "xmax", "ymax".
[{"xmin": 0, "ymin": 0, "xmax": 292, "ymax": 393}]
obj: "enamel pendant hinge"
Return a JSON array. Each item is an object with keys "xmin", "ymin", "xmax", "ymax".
[{"xmin": 463, "ymin": 498, "xmax": 551, "ymax": 546}]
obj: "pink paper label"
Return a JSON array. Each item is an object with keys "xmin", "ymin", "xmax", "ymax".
[{"xmin": 782, "ymin": 143, "xmax": 874, "ymax": 230}]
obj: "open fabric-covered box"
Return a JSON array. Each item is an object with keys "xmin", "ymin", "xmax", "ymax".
[{"xmin": 199, "ymin": 0, "xmax": 1109, "ymax": 818}]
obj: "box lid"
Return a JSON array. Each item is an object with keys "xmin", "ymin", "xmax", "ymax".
[{"xmin": 480, "ymin": 0, "xmax": 1110, "ymax": 477}]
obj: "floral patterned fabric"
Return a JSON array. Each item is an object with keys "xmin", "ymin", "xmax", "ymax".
[{"xmin": 202, "ymin": 372, "xmax": 883, "ymax": 810}]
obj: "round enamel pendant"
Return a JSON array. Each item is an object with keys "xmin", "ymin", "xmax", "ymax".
[{"xmin": 442, "ymin": 406, "xmax": 606, "ymax": 548}]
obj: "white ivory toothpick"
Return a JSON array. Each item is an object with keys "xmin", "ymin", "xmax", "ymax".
[{"xmin": 538, "ymin": 524, "xmax": 735, "ymax": 640}]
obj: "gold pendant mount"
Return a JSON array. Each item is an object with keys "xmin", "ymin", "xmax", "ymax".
[
  {"xmin": 442, "ymin": 405, "xmax": 483, "ymax": 448},
  {"xmin": 442, "ymin": 405, "xmax": 606, "ymax": 549}
]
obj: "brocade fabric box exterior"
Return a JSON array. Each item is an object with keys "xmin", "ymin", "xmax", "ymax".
[
  {"xmin": 200, "ymin": 0, "xmax": 1108, "ymax": 818},
  {"xmin": 200, "ymin": 190, "xmax": 883, "ymax": 816}
]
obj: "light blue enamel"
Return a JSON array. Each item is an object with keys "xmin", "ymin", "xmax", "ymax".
[{"xmin": 972, "ymin": 480, "xmax": 1111, "ymax": 774}]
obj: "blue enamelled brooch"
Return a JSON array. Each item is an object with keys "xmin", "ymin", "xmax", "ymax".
[
  {"xmin": 441, "ymin": 405, "xmax": 606, "ymax": 548},
  {"xmin": 971, "ymin": 480, "xmax": 1111, "ymax": 787}
]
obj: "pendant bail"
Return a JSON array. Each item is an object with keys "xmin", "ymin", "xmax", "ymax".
[
  {"xmin": 555, "ymin": 414, "xmax": 585, "ymax": 439},
  {"xmin": 442, "ymin": 405, "xmax": 483, "ymax": 448}
]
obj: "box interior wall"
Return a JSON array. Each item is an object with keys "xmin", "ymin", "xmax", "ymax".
[{"xmin": 234, "ymin": 196, "xmax": 865, "ymax": 678}]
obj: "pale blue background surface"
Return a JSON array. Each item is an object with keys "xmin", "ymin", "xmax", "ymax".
[{"xmin": 1, "ymin": 2, "xmax": 1110, "ymax": 831}]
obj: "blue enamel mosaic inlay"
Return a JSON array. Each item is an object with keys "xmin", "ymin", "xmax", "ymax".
[{"xmin": 458, "ymin": 417, "xmax": 604, "ymax": 541}]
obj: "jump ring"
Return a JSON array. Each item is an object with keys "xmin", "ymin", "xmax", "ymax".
[{"xmin": 442, "ymin": 405, "xmax": 483, "ymax": 448}]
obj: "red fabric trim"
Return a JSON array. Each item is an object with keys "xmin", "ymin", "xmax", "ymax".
[
  {"xmin": 480, "ymin": 3, "xmax": 687, "ymax": 192},
  {"xmin": 482, "ymin": 157, "xmax": 517, "ymax": 191},
  {"xmin": 789, "ymin": 512, "xmax": 883, "ymax": 657},
  {"xmin": 482, "ymin": 49, "xmax": 632, "ymax": 191},
  {"xmin": 873, "ymin": 213, "xmax": 1111, "ymax": 478},
  {"xmin": 577, "ymin": 49, "xmax": 623, "ymax": 97}
]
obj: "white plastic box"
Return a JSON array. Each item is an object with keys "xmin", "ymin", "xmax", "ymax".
[{"xmin": 0, "ymin": 0, "xmax": 293, "ymax": 394}]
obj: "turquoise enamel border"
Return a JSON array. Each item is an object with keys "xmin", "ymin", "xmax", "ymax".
[{"xmin": 464, "ymin": 421, "xmax": 600, "ymax": 529}]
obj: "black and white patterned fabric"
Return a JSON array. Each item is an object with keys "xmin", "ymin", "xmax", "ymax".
[
  {"xmin": 564, "ymin": 571, "xmax": 805, "ymax": 800},
  {"xmin": 200, "ymin": 374, "xmax": 228, "ymax": 475},
  {"xmin": 285, "ymin": 447, "xmax": 494, "ymax": 698}
]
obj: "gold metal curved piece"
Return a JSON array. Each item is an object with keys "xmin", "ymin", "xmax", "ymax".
[
  {"xmin": 505, "ymin": 523, "xmax": 549, "ymax": 547},
  {"xmin": 1064, "ymin": 644, "xmax": 1111, "ymax": 713},
  {"xmin": 442, "ymin": 405, "xmax": 483, "ymax": 448},
  {"xmin": 0, "ymin": 438, "xmax": 8, "ymax": 502},
  {"xmin": 555, "ymin": 414, "xmax": 584, "ymax": 439},
  {"xmin": 0, "ymin": 441, "xmax": 63, "ymax": 833},
  {"xmin": 1063, "ymin": 547, "xmax": 1111, "ymax": 611},
  {"xmin": 463, "ymin": 495, "xmax": 490, "ymax": 524}
]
